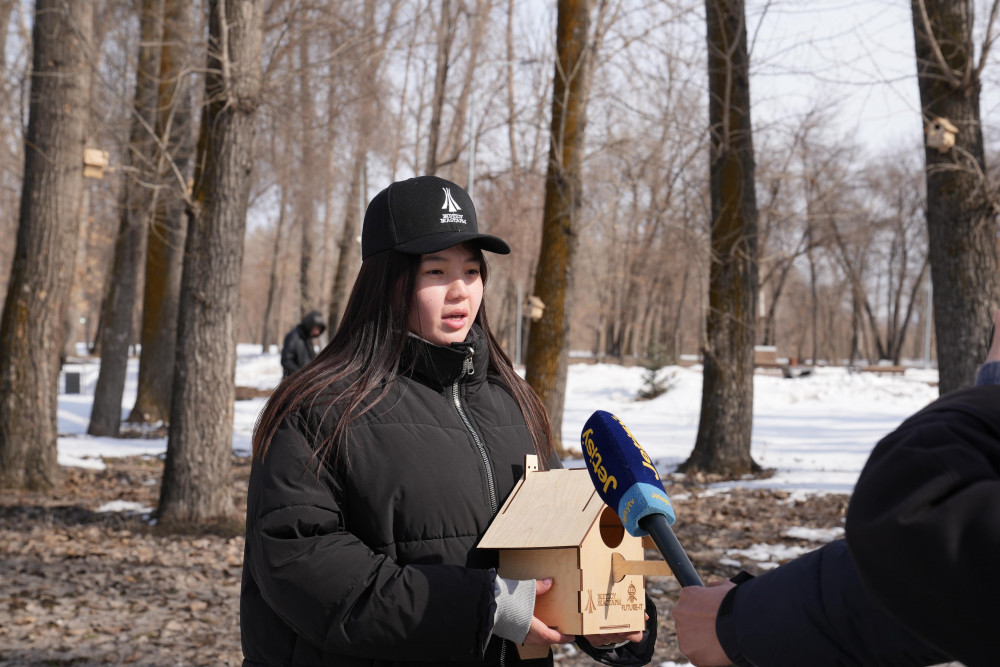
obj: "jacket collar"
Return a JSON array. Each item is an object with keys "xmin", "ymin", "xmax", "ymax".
[{"xmin": 402, "ymin": 325, "xmax": 490, "ymax": 391}]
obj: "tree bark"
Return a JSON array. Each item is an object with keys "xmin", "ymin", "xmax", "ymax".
[
  {"xmin": 0, "ymin": 0, "xmax": 14, "ymax": 73},
  {"xmin": 261, "ymin": 189, "xmax": 289, "ymax": 352},
  {"xmin": 328, "ymin": 0, "xmax": 388, "ymax": 332},
  {"xmin": 424, "ymin": 0, "xmax": 454, "ymax": 175},
  {"xmin": 128, "ymin": 0, "xmax": 195, "ymax": 425},
  {"xmin": 681, "ymin": 0, "xmax": 760, "ymax": 475},
  {"xmin": 440, "ymin": 0, "xmax": 492, "ymax": 183},
  {"xmin": 911, "ymin": 0, "xmax": 1000, "ymax": 394},
  {"xmin": 0, "ymin": 0, "xmax": 92, "ymax": 490},
  {"xmin": 297, "ymin": 29, "xmax": 319, "ymax": 315},
  {"xmin": 88, "ymin": 0, "xmax": 163, "ymax": 437},
  {"xmin": 524, "ymin": 0, "xmax": 593, "ymax": 454},
  {"xmin": 158, "ymin": 0, "xmax": 263, "ymax": 526}
]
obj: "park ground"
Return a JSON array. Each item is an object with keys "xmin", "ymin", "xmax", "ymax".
[{"xmin": 0, "ymin": 454, "xmax": 852, "ymax": 666}]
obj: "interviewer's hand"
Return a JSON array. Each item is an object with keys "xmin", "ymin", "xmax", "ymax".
[
  {"xmin": 522, "ymin": 579, "xmax": 575, "ymax": 646},
  {"xmin": 673, "ymin": 580, "xmax": 735, "ymax": 666}
]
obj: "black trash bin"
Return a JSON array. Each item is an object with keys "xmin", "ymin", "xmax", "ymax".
[{"xmin": 64, "ymin": 371, "xmax": 81, "ymax": 394}]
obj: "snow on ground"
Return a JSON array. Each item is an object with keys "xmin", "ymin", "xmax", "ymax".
[
  {"xmin": 560, "ymin": 361, "xmax": 938, "ymax": 494},
  {"xmin": 57, "ymin": 346, "xmax": 941, "ymax": 497}
]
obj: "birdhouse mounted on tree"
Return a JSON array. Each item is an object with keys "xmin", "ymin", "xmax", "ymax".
[
  {"xmin": 525, "ymin": 295, "xmax": 545, "ymax": 321},
  {"xmin": 82, "ymin": 147, "xmax": 110, "ymax": 179},
  {"xmin": 478, "ymin": 455, "xmax": 670, "ymax": 660},
  {"xmin": 925, "ymin": 116, "xmax": 958, "ymax": 153}
]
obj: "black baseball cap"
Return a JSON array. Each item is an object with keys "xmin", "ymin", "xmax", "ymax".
[{"xmin": 360, "ymin": 176, "xmax": 511, "ymax": 260}]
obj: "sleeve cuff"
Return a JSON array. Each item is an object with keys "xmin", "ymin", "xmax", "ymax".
[
  {"xmin": 716, "ymin": 572, "xmax": 757, "ymax": 667},
  {"xmin": 492, "ymin": 576, "xmax": 535, "ymax": 644}
]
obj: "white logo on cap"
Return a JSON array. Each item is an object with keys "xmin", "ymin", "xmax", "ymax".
[{"xmin": 440, "ymin": 187, "xmax": 466, "ymax": 224}]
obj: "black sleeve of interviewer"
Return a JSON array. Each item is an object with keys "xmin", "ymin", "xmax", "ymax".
[
  {"xmin": 846, "ymin": 385, "xmax": 1000, "ymax": 667},
  {"xmin": 714, "ymin": 540, "xmax": 944, "ymax": 667}
]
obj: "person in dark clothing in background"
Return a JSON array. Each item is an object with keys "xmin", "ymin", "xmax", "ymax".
[
  {"xmin": 242, "ymin": 176, "xmax": 655, "ymax": 667},
  {"xmin": 671, "ymin": 311, "xmax": 1000, "ymax": 667},
  {"xmin": 280, "ymin": 310, "xmax": 325, "ymax": 377}
]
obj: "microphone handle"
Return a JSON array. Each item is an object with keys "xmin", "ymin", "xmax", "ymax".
[{"xmin": 638, "ymin": 514, "xmax": 704, "ymax": 587}]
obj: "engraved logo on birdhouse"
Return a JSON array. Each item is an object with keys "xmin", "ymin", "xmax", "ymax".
[
  {"xmin": 584, "ymin": 591, "xmax": 597, "ymax": 614},
  {"xmin": 627, "ymin": 582, "xmax": 638, "ymax": 604}
]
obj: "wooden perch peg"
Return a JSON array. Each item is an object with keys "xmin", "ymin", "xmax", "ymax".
[{"xmin": 611, "ymin": 552, "xmax": 672, "ymax": 582}]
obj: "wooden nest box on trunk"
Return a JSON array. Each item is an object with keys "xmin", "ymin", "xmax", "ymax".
[{"xmin": 478, "ymin": 455, "xmax": 670, "ymax": 659}]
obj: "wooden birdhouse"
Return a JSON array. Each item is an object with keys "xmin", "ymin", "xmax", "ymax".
[
  {"xmin": 925, "ymin": 116, "xmax": 958, "ymax": 153},
  {"xmin": 525, "ymin": 295, "xmax": 545, "ymax": 321},
  {"xmin": 478, "ymin": 455, "xmax": 670, "ymax": 659},
  {"xmin": 83, "ymin": 147, "xmax": 110, "ymax": 179}
]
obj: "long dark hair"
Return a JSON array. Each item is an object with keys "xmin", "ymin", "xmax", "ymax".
[{"xmin": 252, "ymin": 246, "xmax": 554, "ymax": 469}]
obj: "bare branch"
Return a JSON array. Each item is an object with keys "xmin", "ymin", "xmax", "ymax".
[
  {"xmin": 915, "ymin": 0, "xmax": 964, "ymax": 89},
  {"xmin": 973, "ymin": 0, "xmax": 1000, "ymax": 81}
]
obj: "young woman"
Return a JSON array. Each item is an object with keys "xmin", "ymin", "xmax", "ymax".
[{"xmin": 240, "ymin": 176, "xmax": 655, "ymax": 667}]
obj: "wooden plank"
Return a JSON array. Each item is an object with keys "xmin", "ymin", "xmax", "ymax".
[{"xmin": 611, "ymin": 552, "xmax": 671, "ymax": 579}]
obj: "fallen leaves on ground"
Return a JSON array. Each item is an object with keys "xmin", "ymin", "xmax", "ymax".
[{"xmin": 0, "ymin": 457, "xmax": 848, "ymax": 666}]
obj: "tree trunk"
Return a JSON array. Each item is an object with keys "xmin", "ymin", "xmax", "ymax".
[
  {"xmin": 424, "ymin": 0, "xmax": 454, "ymax": 175},
  {"xmin": 328, "ymin": 0, "xmax": 384, "ymax": 333},
  {"xmin": 158, "ymin": 0, "xmax": 263, "ymax": 527},
  {"xmin": 128, "ymin": 0, "xmax": 195, "ymax": 425},
  {"xmin": 912, "ymin": 0, "xmax": 1000, "ymax": 393},
  {"xmin": 0, "ymin": 0, "xmax": 92, "ymax": 490},
  {"xmin": 88, "ymin": 0, "xmax": 162, "ymax": 437},
  {"xmin": 525, "ymin": 0, "xmax": 593, "ymax": 455},
  {"xmin": 441, "ymin": 0, "xmax": 492, "ymax": 184},
  {"xmin": 328, "ymin": 159, "xmax": 364, "ymax": 334},
  {"xmin": 0, "ymin": 0, "xmax": 13, "ymax": 72},
  {"xmin": 681, "ymin": 0, "xmax": 760, "ymax": 475},
  {"xmin": 261, "ymin": 186, "xmax": 289, "ymax": 351},
  {"xmin": 297, "ymin": 30, "xmax": 318, "ymax": 315}
]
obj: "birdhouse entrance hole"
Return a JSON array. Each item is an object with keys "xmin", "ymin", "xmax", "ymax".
[{"xmin": 599, "ymin": 506, "xmax": 625, "ymax": 548}]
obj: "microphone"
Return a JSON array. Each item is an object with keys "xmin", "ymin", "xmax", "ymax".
[{"xmin": 582, "ymin": 410, "xmax": 703, "ymax": 587}]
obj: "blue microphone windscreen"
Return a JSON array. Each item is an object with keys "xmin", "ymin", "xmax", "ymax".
[{"xmin": 582, "ymin": 410, "xmax": 675, "ymax": 536}]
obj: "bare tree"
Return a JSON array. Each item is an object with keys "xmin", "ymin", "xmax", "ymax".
[
  {"xmin": 296, "ymin": 25, "xmax": 319, "ymax": 315},
  {"xmin": 525, "ymin": 0, "xmax": 599, "ymax": 454},
  {"xmin": 827, "ymin": 160, "xmax": 929, "ymax": 365},
  {"xmin": 0, "ymin": 0, "xmax": 93, "ymax": 490},
  {"xmin": 680, "ymin": 0, "xmax": 760, "ymax": 475},
  {"xmin": 425, "ymin": 0, "xmax": 455, "ymax": 176},
  {"xmin": 88, "ymin": 0, "xmax": 163, "ymax": 437},
  {"xmin": 327, "ymin": 0, "xmax": 399, "ymax": 332},
  {"xmin": 158, "ymin": 0, "xmax": 264, "ymax": 526},
  {"xmin": 128, "ymin": 0, "xmax": 196, "ymax": 425},
  {"xmin": 911, "ymin": 0, "xmax": 1000, "ymax": 393}
]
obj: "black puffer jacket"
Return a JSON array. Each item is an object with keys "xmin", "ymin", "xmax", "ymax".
[
  {"xmin": 242, "ymin": 329, "xmax": 554, "ymax": 666},
  {"xmin": 716, "ymin": 383, "xmax": 1000, "ymax": 667},
  {"xmin": 847, "ymin": 384, "xmax": 1000, "ymax": 667}
]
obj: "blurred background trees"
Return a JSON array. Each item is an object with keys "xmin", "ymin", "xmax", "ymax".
[{"xmin": 1, "ymin": 0, "xmax": 999, "ymax": 496}]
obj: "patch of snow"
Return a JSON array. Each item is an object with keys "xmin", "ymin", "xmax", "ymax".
[
  {"xmin": 783, "ymin": 526, "xmax": 844, "ymax": 542},
  {"xmin": 96, "ymin": 500, "xmax": 153, "ymax": 515}
]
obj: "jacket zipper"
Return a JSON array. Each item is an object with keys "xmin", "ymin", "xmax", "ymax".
[
  {"xmin": 452, "ymin": 347, "xmax": 504, "ymax": 665},
  {"xmin": 451, "ymin": 348, "xmax": 498, "ymax": 514}
]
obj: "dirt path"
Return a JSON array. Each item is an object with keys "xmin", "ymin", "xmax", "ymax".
[{"xmin": 0, "ymin": 456, "xmax": 849, "ymax": 666}]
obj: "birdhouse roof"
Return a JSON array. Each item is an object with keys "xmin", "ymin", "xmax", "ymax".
[{"xmin": 478, "ymin": 456, "xmax": 608, "ymax": 550}]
